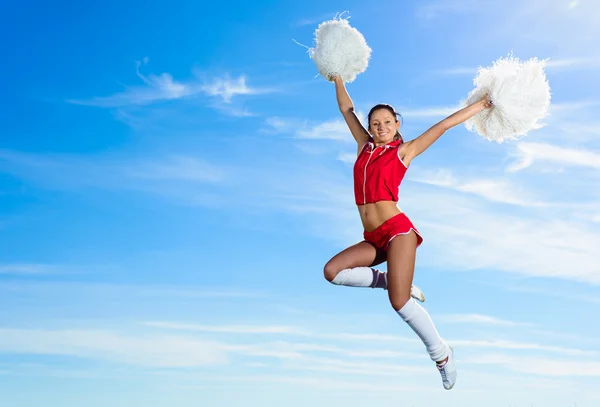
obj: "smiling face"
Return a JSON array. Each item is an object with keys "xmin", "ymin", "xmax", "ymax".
[{"xmin": 368, "ymin": 105, "xmax": 401, "ymax": 145}]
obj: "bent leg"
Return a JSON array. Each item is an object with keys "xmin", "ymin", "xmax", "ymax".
[
  {"xmin": 386, "ymin": 232, "xmax": 448, "ymax": 362},
  {"xmin": 324, "ymin": 241, "xmax": 427, "ymax": 301},
  {"xmin": 324, "ymin": 241, "xmax": 386, "ymax": 288}
]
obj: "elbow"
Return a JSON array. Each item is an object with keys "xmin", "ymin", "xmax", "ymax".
[
  {"xmin": 438, "ymin": 120, "xmax": 451, "ymax": 132},
  {"xmin": 339, "ymin": 105, "xmax": 354, "ymax": 114}
]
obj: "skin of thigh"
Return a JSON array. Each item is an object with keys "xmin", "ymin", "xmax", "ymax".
[
  {"xmin": 323, "ymin": 241, "xmax": 387, "ymax": 282},
  {"xmin": 385, "ymin": 231, "xmax": 418, "ymax": 311}
]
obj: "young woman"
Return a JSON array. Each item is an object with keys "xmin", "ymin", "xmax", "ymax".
[{"xmin": 323, "ymin": 76, "xmax": 492, "ymax": 390}]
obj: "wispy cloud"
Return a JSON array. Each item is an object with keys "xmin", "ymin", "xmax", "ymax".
[
  {"xmin": 432, "ymin": 67, "xmax": 477, "ymax": 76},
  {"xmin": 0, "ymin": 264, "xmax": 53, "ymax": 275},
  {"xmin": 468, "ymin": 354, "xmax": 600, "ymax": 377},
  {"xmin": 125, "ymin": 155, "xmax": 226, "ymax": 183},
  {"xmin": 434, "ymin": 57, "xmax": 600, "ymax": 77},
  {"xmin": 549, "ymin": 100, "xmax": 600, "ymax": 113},
  {"xmin": 200, "ymin": 74, "xmax": 271, "ymax": 103},
  {"xmin": 409, "ymin": 190, "xmax": 600, "ymax": 285},
  {"xmin": 295, "ymin": 118, "xmax": 352, "ymax": 141},
  {"xmin": 292, "ymin": 12, "xmax": 342, "ymax": 27},
  {"xmin": 438, "ymin": 314, "xmax": 534, "ymax": 327},
  {"xmin": 546, "ymin": 57, "xmax": 600, "ymax": 70},
  {"xmin": 0, "ymin": 327, "xmax": 227, "ymax": 368},
  {"xmin": 409, "ymin": 168, "xmax": 543, "ymax": 207},
  {"xmin": 263, "ymin": 115, "xmax": 356, "ymax": 142},
  {"xmin": 453, "ymin": 339, "xmax": 600, "ymax": 357},
  {"xmin": 143, "ymin": 321, "xmax": 600, "ymax": 358},
  {"xmin": 143, "ymin": 322, "xmax": 310, "ymax": 335},
  {"xmin": 67, "ymin": 58, "xmax": 274, "ymax": 107},
  {"xmin": 181, "ymin": 373, "xmax": 431, "ymax": 392},
  {"xmin": 416, "ymin": 0, "xmax": 600, "ymax": 55},
  {"xmin": 281, "ymin": 356, "xmax": 431, "ymax": 377},
  {"xmin": 399, "ymin": 105, "xmax": 458, "ymax": 119},
  {"xmin": 415, "ymin": 0, "xmax": 480, "ymax": 20},
  {"xmin": 143, "ymin": 320, "xmax": 416, "ymax": 343},
  {"xmin": 0, "ymin": 281, "xmax": 264, "ymax": 301},
  {"xmin": 0, "ymin": 149, "xmax": 227, "ymax": 197},
  {"xmin": 337, "ymin": 151, "xmax": 356, "ymax": 165},
  {"xmin": 507, "ymin": 141, "xmax": 600, "ymax": 172}
]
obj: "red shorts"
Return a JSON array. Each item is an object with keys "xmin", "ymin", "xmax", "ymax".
[{"xmin": 363, "ymin": 213, "xmax": 423, "ymax": 251}]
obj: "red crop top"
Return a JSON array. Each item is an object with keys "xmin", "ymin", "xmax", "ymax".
[{"xmin": 353, "ymin": 139, "xmax": 408, "ymax": 205}]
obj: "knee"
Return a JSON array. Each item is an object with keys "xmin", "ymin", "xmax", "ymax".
[
  {"xmin": 323, "ymin": 261, "xmax": 339, "ymax": 282},
  {"xmin": 389, "ymin": 293, "xmax": 411, "ymax": 312}
]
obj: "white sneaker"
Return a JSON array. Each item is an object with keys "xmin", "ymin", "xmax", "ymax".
[
  {"xmin": 411, "ymin": 284, "xmax": 425, "ymax": 302},
  {"xmin": 436, "ymin": 345, "xmax": 457, "ymax": 390}
]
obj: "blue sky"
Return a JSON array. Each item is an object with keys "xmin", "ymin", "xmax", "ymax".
[{"xmin": 1, "ymin": 0, "xmax": 600, "ymax": 406}]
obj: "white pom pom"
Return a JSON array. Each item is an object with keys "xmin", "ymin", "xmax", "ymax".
[
  {"xmin": 464, "ymin": 54, "xmax": 552, "ymax": 143},
  {"xmin": 305, "ymin": 14, "xmax": 371, "ymax": 83}
]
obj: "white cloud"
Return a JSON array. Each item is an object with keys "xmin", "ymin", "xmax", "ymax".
[
  {"xmin": 399, "ymin": 105, "xmax": 459, "ymax": 119},
  {"xmin": 408, "ymin": 190, "xmax": 600, "ymax": 285},
  {"xmin": 143, "ymin": 321, "xmax": 310, "ymax": 335},
  {"xmin": 417, "ymin": 0, "xmax": 600, "ymax": 54},
  {"xmin": 409, "ymin": 168, "xmax": 544, "ymax": 207},
  {"xmin": 0, "ymin": 149, "xmax": 226, "ymax": 195},
  {"xmin": 435, "ymin": 57, "xmax": 600, "ymax": 77},
  {"xmin": 68, "ymin": 59, "xmax": 273, "ymax": 107},
  {"xmin": 337, "ymin": 151, "xmax": 356, "ymax": 164},
  {"xmin": 433, "ymin": 67, "xmax": 477, "ymax": 76},
  {"xmin": 558, "ymin": 122, "xmax": 600, "ymax": 138},
  {"xmin": 296, "ymin": 118, "xmax": 352, "ymax": 141},
  {"xmin": 125, "ymin": 155, "xmax": 226, "ymax": 183},
  {"xmin": 264, "ymin": 116, "xmax": 288, "ymax": 132},
  {"xmin": 182, "ymin": 373, "xmax": 431, "ymax": 392},
  {"xmin": 550, "ymin": 100, "xmax": 600, "ymax": 113},
  {"xmin": 546, "ymin": 57, "xmax": 600, "ymax": 70},
  {"xmin": 438, "ymin": 314, "xmax": 534, "ymax": 327},
  {"xmin": 143, "ymin": 321, "xmax": 600, "ymax": 358},
  {"xmin": 0, "ymin": 264, "xmax": 52, "ymax": 275},
  {"xmin": 507, "ymin": 141, "xmax": 600, "ymax": 172},
  {"xmin": 292, "ymin": 12, "xmax": 343, "ymax": 28},
  {"xmin": 281, "ymin": 356, "xmax": 431, "ymax": 377},
  {"xmin": 0, "ymin": 281, "xmax": 263, "ymax": 301},
  {"xmin": 416, "ymin": 0, "xmax": 480, "ymax": 20},
  {"xmin": 468, "ymin": 354, "xmax": 600, "ymax": 377},
  {"xmin": 452, "ymin": 339, "xmax": 600, "ymax": 357},
  {"xmin": 0, "ymin": 328, "xmax": 227, "ymax": 368},
  {"xmin": 200, "ymin": 74, "xmax": 270, "ymax": 103},
  {"xmin": 69, "ymin": 60, "xmax": 196, "ymax": 107}
]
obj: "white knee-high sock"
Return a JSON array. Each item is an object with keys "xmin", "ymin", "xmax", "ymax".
[
  {"xmin": 397, "ymin": 298, "xmax": 448, "ymax": 362},
  {"xmin": 330, "ymin": 267, "xmax": 386, "ymax": 288}
]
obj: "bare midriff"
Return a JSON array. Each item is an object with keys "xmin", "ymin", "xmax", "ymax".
[{"xmin": 357, "ymin": 200, "xmax": 402, "ymax": 232}]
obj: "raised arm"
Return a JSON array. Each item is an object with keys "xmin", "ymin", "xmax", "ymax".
[
  {"xmin": 332, "ymin": 76, "xmax": 371, "ymax": 154},
  {"xmin": 399, "ymin": 95, "xmax": 492, "ymax": 166}
]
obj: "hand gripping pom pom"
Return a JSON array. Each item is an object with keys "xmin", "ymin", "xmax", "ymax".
[
  {"xmin": 464, "ymin": 54, "xmax": 552, "ymax": 143},
  {"xmin": 301, "ymin": 14, "xmax": 371, "ymax": 83}
]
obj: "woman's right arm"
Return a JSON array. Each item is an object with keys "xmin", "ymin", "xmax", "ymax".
[{"xmin": 333, "ymin": 76, "xmax": 371, "ymax": 154}]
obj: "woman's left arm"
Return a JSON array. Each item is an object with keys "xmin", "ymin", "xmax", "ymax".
[{"xmin": 399, "ymin": 95, "xmax": 492, "ymax": 166}]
